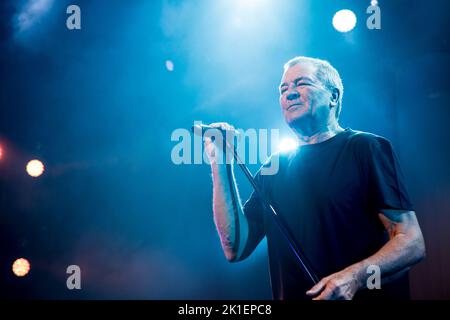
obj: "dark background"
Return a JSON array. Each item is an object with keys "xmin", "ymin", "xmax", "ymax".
[{"xmin": 0, "ymin": 0, "xmax": 449, "ymax": 299}]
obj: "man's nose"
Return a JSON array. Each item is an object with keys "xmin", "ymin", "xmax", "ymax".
[{"xmin": 286, "ymin": 90, "xmax": 300, "ymax": 101}]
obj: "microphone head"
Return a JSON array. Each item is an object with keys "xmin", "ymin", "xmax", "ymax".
[
  {"xmin": 191, "ymin": 124, "xmax": 201, "ymax": 133},
  {"xmin": 191, "ymin": 124, "xmax": 223, "ymax": 132}
]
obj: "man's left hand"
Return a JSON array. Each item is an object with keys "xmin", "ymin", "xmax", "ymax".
[{"xmin": 306, "ymin": 266, "xmax": 363, "ymax": 300}]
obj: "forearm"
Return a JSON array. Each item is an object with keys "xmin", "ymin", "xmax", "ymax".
[
  {"xmin": 211, "ymin": 162, "xmax": 249, "ymax": 262},
  {"xmin": 307, "ymin": 210, "xmax": 425, "ymax": 300},
  {"xmin": 347, "ymin": 229, "xmax": 425, "ymax": 288}
]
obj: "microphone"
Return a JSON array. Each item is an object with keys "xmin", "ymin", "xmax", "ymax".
[
  {"xmin": 191, "ymin": 123, "xmax": 225, "ymax": 134},
  {"xmin": 191, "ymin": 123, "xmax": 239, "ymax": 146}
]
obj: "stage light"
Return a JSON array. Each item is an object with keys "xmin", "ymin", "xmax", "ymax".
[
  {"xmin": 26, "ymin": 159, "xmax": 45, "ymax": 177},
  {"xmin": 12, "ymin": 258, "xmax": 31, "ymax": 277},
  {"xmin": 16, "ymin": 0, "xmax": 54, "ymax": 32},
  {"xmin": 278, "ymin": 137, "xmax": 298, "ymax": 152},
  {"xmin": 332, "ymin": 9, "xmax": 357, "ymax": 33},
  {"xmin": 165, "ymin": 60, "xmax": 174, "ymax": 72},
  {"xmin": 236, "ymin": 0, "xmax": 260, "ymax": 8},
  {"xmin": 371, "ymin": 0, "xmax": 378, "ymax": 6},
  {"xmin": 0, "ymin": 145, "xmax": 3, "ymax": 160}
]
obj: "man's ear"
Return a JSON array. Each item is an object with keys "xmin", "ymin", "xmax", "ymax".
[{"xmin": 330, "ymin": 88, "xmax": 339, "ymax": 107}]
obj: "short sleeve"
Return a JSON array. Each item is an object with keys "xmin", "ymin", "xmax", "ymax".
[{"xmin": 357, "ymin": 134, "xmax": 414, "ymax": 212}]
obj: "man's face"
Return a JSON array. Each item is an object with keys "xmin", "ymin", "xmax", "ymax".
[{"xmin": 279, "ymin": 63, "xmax": 333, "ymax": 128}]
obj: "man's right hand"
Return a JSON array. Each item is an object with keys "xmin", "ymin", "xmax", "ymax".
[{"xmin": 203, "ymin": 122, "xmax": 239, "ymax": 165}]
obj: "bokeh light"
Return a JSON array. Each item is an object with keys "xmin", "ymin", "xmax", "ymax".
[
  {"xmin": 165, "ymin": 60, "xmax": 174, "ymax": 72},
  {"xmin": 332, "ymin": 9, "xmax": 357, "ymax": 33},
  {"xmin": 12, "ymin": 258, "xmax": 31, "ymax": 277},
  {"xmin": 26, "ymin": 159, "xmax": 45, "ymax": 177}
]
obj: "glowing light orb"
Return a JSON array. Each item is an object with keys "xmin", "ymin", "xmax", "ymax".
[
  {"xmin": 0, "ymin": 145, "xmax": 3, "ymax": 160},
  {"xmin": 12, "ymin": 258, "xmax": 31, "ymax": 277},
  {"xmin": 26, "ymin": 159, "xmax": 45, "ymax": 177},
  {"xmin": 332, "ymin": 9, "xmax": 357, "ymax": 33},
  {"xmin": 278, "ymin": 137, "xmax": 298, "ymax": 152},
  {"xmin": 165, "ymin": 60, "xmax": 174, "ymax": 71}
]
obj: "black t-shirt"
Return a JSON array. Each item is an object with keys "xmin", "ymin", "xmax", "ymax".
[{"xmin": 242, "ymin": 128, "xmax": 414, "ymax": 300}]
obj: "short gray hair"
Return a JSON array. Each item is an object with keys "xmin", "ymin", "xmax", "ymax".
[{"xmin": 284, "ymin": 56, "xmax": 344, "ymax": 119}]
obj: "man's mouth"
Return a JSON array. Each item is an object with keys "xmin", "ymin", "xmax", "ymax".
[{"xmin": 287, "ymin": 103, "xmax": 302, "ymax": 111}]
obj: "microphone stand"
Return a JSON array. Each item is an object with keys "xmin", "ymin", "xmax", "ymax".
[{"xmin": 193, "ymin": 124, "xmax": 319, "ymax": 285}]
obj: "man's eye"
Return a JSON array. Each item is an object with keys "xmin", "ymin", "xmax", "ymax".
[
  {"xmin": 280, "ymin": 88, "xmax": 287, "ymax": 94},
  {"xmin": 297, "ymin": 82, "xmax": 311, "ymax": 87}
]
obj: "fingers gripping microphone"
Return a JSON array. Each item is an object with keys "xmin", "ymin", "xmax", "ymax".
[
  {"xmin": 191, "ymin": 123, "xmax": 218, "ymax": 133},
  {"xmin": 191, "ymin": 124, "xmax": 230, "ymax": 143},
  {"xmin": 191, "ymin": 123, "xmax": 236, "ymax": 146}
]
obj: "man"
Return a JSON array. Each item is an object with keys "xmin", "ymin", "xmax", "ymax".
[{"xmin": 204, "ymin": 56, "xmax": 425, "ymax": 300}]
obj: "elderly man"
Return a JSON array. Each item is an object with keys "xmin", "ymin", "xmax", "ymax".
[{"xmin": 204, "ymin": 56, "xmax": 425, "ymax": 300}]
